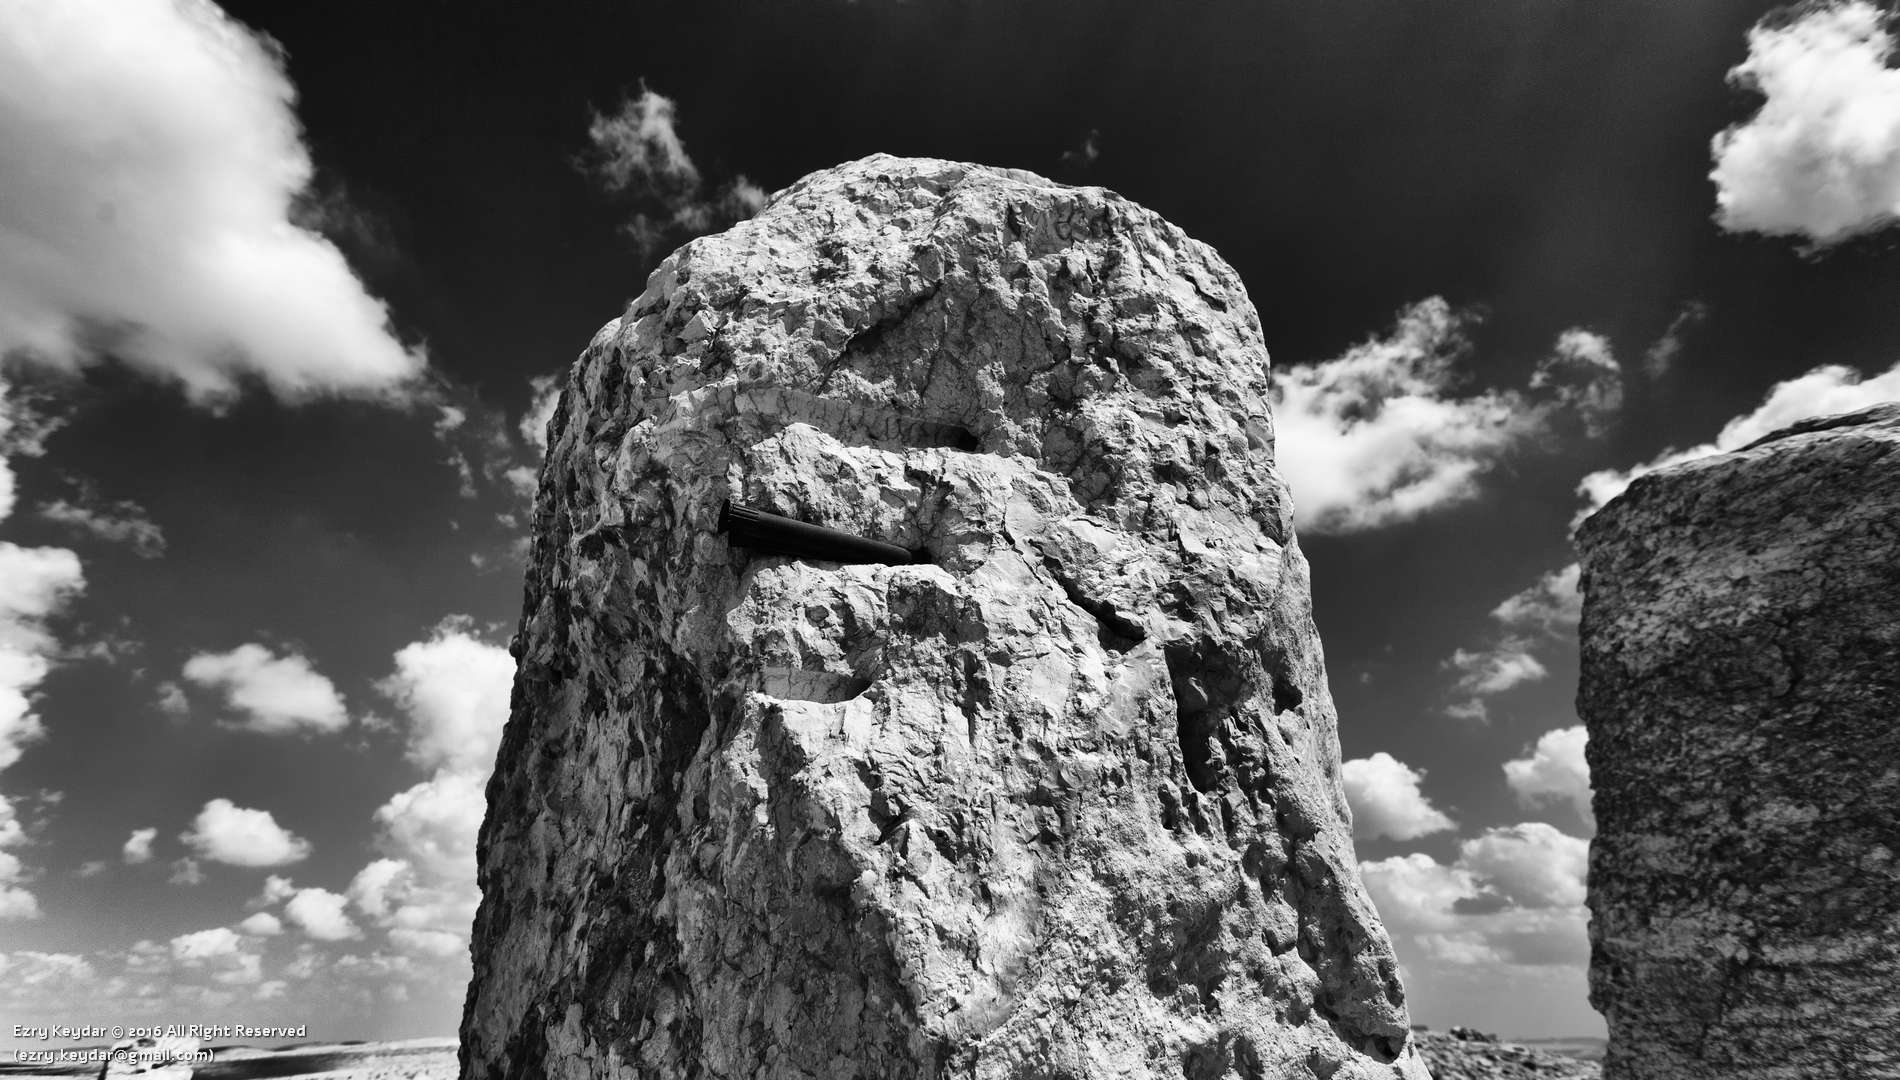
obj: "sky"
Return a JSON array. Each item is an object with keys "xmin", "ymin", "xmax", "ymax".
[{"xmin": 4, "ymin": 0, "xmax": 1900, "ymax": 1046}]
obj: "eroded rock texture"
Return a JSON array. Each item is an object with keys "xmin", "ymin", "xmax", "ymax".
[
  {"xmin": 461, "ymin": 155, "xmax": 1429, "ymax": 1080},
  {"xmin": 1576, "ymin": 402, "xmax": 1900, "ymax": 1080}
]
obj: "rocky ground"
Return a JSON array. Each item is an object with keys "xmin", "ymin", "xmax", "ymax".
[
  {"xmin": 1411, "ymin": 1027, "xmax": 1602, "ymax": 1079},
  {"xmin": 6, "ymin": 1032, "xmax": 1602, "ymax": 1080},
  {"xmin": 0, "ymin": 1041, "xmax": 457, "ymax": 1080}
]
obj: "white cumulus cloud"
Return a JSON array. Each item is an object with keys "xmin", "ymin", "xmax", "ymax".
[
  {"xmin": 1576, "ymin": 360, "xmax": 1900, "ymax": 523},
  {"xmin": 122, "ymin": 827, "xmax": 156, "ymax": 865},
  {"xmin": 1341, "ymin": 752, "xmax": 1456, "ymax": 841},
  {"xmin": 1457, "ymin": 823, "xmax": 1590, "ymax": 909},
  {"xmin": 170, "ymin": 926, "xmax": 241, "ymax": 962},
  {"xmin": 237, "ymin": 911, "xmax": 282, "ymax": 937},
  {"xmin": 1505, "ymin": 725, "xmax": 1595, "ymax": 834},
  {"xmin": 378, "ymin": 621, "xmax": 515, "ymax": 776},
  {"xmin": 1712, "ymin": 2, "xmax": 1900, "ymax": 249},
  {"xmin": 283, "ymin": 887, "xmax": 360, "ymax": 942},
  {"xmin": 0, "ymin": 0, "xmax": 425, "ymax": 403},
  {"xmin": 181, "ymin": 644, "xmax": 348, "ymax": 735},
  {"xmin": 179, "ymin": 798, "xmax": 311, "ymax": 867}
]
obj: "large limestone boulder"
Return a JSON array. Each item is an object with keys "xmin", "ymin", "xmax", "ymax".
[
  {"xmin": 1576, "ymin": 402, "xmax": 1900, "ymax": 1079},
  {"xmin": 462, "ymin": 155, "xmax": 1429, "ymax": 1080}
]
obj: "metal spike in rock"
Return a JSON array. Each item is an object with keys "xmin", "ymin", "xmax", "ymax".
[{"xmin": 717, "ymin": 499, "xmax": 928, "ymax": 566}]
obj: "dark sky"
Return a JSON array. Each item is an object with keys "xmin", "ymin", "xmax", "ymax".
[{"xmin": 4, "ymin": 0, "xmax": 1899, "ymax": 1046}]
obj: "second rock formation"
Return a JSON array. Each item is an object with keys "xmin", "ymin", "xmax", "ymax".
[{"xmin": 1577, "ymin": 402, "xmax": 1900, "ymax": 1079}]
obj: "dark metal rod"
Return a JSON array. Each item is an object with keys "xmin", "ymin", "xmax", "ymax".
[{"xmin": 717, "ymin": 500, "xmax": 926, "ymax": 565}]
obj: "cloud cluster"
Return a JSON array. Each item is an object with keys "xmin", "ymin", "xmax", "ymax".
[
  {"xmin": 1712, "ymin": 2, "xmax": 1900, "ymax": 249},
  {"xmin": 351, "ymin": 624, "xmax": 511, "ymax": 956},
  {"xmin": 0, "ymin": 387, "xmax": 85, "ymax": 918},
  {"xmin": 1444, "ymin": 563, "xmax": 1581, "ymax": 722},
  {"xmin": 1360, "ymin": 821, "xmax": 1590, "ymax": 969},
  {"xmin": 1504, "ymin": 725, "xmax": 1594, "ymax": 833},
  {"xmin": 162, "ymin": 619, "xmax": 510, "ymax": 1008},
  {"xmin": 0, "ymin": 0, "xmax": 425, "ymax": 403},
  {"xmin": 1576, "ymin": 359, "xmax": 1900, "ymax": 523},
  {"xmin": 181, "ymin": 644, "xmax": 349, "ymax": 735},
  {"xmin": 581, "ymin": 84, "xmax": 768, "ymax": 258},
  {"xmin": 180, "ymin": 799, "xmax": 311, "ymax": 868},
  {"xmin": 1341, "ymin": 752, "xmax": 1456, "ymax": 841},
  {"xmin": 1273, "ymin": 300, "xmax": 1622, "ymax": 533}
]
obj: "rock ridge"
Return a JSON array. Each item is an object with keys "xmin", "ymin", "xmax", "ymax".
[{"xmin": 461, "ymin": 154, "xmax": 1430, "ymax": 1080}]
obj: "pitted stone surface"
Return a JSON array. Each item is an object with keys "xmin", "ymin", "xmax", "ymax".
[
  {"xmin": 460, "ymin": 155, "xmax": 1429, "ymax": 1080},
  {"xmin": 1576, "ymin": 402, "xmax": 1900, "ymax": 1080}
]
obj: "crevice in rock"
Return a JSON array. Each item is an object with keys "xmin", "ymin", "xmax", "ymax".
[
  {"xmin": 836, "ymin": 283, "xmax": 942, "ymax": 368},
  {"xmin": 1165, "ymin": 641, "xmax": 1247, "ymax": 793},
  {"xmin": 1035, "ymin": 547, "xmax": 1146, "ymax": 653}
]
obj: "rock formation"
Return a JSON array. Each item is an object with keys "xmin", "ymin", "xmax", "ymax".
[
  {"xmin": 1575, "ymin": 402, "xmax": 1900, "ymax": 1079},
  {"xmin": 1410, "ymin": 1028, "xmax": 1600, "ymax": 1080},
  {"xmin": 461, "ymin": 155, "xmax": 1430, "ymax": 1080}
]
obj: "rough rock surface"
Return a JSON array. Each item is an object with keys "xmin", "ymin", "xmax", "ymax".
[
  {"xmin": 1575, "ymin": 402, "xmax": 1900, "ymax": 1079},
  {"xmin": 461, "ymin": 155, "xmax": 1429, "ymax": 1080}
]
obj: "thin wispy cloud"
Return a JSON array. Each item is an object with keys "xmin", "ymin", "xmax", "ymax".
[
  {"xmin": 0, "ymin": 0, "xmax": 426, "ymax": 404},
  {"xmin": 1712, "ymin": 1, "xmax": 1900, "ymax": 250},
  {"xmin": 519, "ymin": 375, "xmax": 563, "ymax": 457},
  {"xmin": 1532, "ymin": 330, "xmax": 1622, "ymax": 438},
  {"xmin": 1643, "ymin": 301, "xmax": 1708, "ymax": 378},
  {"xmin": 1444, "ymin": 564, "xmax": 1580, "ymax": 722},
  {"xmin": 581, "ymin": 83, "xmax": 768, "ymax": 258},
  {"xmin": 37, "ymin": 479, "xmax": 166, "ymax": 558},
  {"xmin": 1061, "ymin": 128, "xmax": 1102, "ymax": 168}
]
